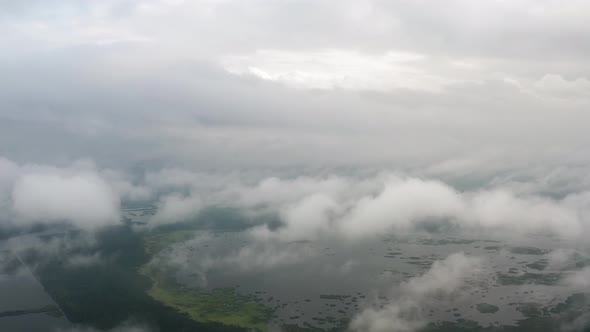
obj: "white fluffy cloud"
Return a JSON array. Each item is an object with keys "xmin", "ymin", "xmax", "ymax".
[
  {"xmin": 144, "ymin": 171, "xmax": 590, "ymax": 242},
  {"xmin": 151, "ymin": 193, "xmax": 202, "ymax": 225},
  {"xmin": 0, "ymin": 157, "xmax": 142, "ymax": 230},
  {"xmin": 227, "ymin": 175, "xmax": 589, "ymax": 242},
  {"xmin": 350, "ymin": 252, "xmax": 481, "ymax": 332},
  {"xmin": 339, "ymin": 178, "xmax": 465, "ymax": 238},
  {"xmin": 563, "ymin": 267, "xmax": 590, "ymax": 290},
  {"xmin": 12, "ymin": 173, "xmax": 119, "ymax": 228},
  {"xmin": 222, "ymin": 49, "xmax": 450, "ymax": 92}
]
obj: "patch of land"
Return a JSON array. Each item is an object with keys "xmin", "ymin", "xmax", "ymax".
[{"xmin": 146, "ymin": 285, "xmax": 271, "ymax": 330}]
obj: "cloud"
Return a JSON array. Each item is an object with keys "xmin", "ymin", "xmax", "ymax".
[
  {"xmin": 238, "ymin": 175, "xmax": 589, "ymax": 242},
  {"xmin": 12, "ymin": 173, "xmax": 119, "ymax": 228},
  {"xmin": 1, "ymin": 1, "xmax": 590, "ymax": 175},
  {"xmin": 222, "ymin": 49, "xmax": 449, "ymax": 92},
  {"xmin": 563, "ymin": 267, "xmax": 590, "ymax": 290},
  {"xmin": 0, "ymin": 157, "xmax": 149, "ymax": 230},
  {"xmin": 141, "ymin": 170, "xmax": 590, "ymax": 241},
  {"xmin": 349, "ymin": 252, "xmax": 481, "ymax": 332},
  {"xmin": 145, "ymin": 232, "xmax": 316, "ymax": 288},
  {"xmin": 151, "ymin": 193, "xmax": 202, "ymax": 225},
  {"xmin": 0, "ymin": 157, "xmax": 19, "ymax": 210},
  {"xmin": 561, "ymin": 312, "xmax": 590, "ymax": 332},
  {"xmin": 339, "ymin": 178, "xmax": 465, "ymax": 238},
  {"xmin": 533, "ymin": 74, "xmax": 590, "ymax": 99},
  {"xmin": 275, "ymin": 193, "xmax": 341, "ymax": 240}
]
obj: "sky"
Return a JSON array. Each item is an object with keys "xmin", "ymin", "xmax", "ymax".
[
  {"xmin": 0, "ymin": 0, "xmax": 589, "ymax": 234},
  {"xmin": 1, "ymin": 0, "xmax": 589, "ymax": 171},
  {"xmin": 0, "ymin": 0, "xmax": 590, "ymax": 233}
]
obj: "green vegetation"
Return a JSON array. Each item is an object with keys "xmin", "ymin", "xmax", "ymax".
[
  {"xmin": 138, "ymin": 207, "xmax": 277, "ymax": 330},
  {"xmin": 145, "ymin": 284, "xmax": 271, "ymax": 330}
]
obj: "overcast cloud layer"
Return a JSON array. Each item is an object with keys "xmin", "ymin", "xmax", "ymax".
[
  {"xmin": 1, "ymin": 1, "xmax": 590, "ymax": 232},
  {"xmin": 0, "ymin": 0, "xmax": 589, "ymax": 174}
]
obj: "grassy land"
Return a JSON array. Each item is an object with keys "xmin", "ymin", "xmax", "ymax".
[
  {"xmin": 30, "ymin": 207, "xmax": 276, "ymax": 331},
  {"xmin": 146, "ymin": 284, "xmax": 271, "ymax": 330},
  {"xmin": 140, "ymin": 260, "xmax": 272, "ymax": 331},
  {"xmin": 140, "ymin": 217, "xmax": 274, "ymax": 331}
]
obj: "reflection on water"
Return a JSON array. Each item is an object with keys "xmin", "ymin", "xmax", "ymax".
[{"xmin": 0, "ymin": 251, "xmax": 71, "ymax": 331}]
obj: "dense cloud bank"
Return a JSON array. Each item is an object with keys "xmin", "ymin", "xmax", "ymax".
[
  {"xmin": 147, "ymin": 172, "xmax": 590, "ymax": 241},
  {"xmin": 3, "ymin": 156, "xmax": 590, "ymax": 242},
  {"xmin": 2, "ymin": 1, "xmax": 590, "ymax": 240}
]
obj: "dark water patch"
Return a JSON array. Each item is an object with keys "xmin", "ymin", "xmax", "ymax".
[
  {"xmin": 496, "ymin": 272, "xmax": 562, "ymax": 286},
  {"xmin": 418, "ymin": 238, "xmax": 478, "ymax": 246},
  {"xmin": 509, "ymin": 247, "xmax": 550, "ymax": 256},
  {"xmin": 476, "ymin": 303, "xmax": 499, "ymax": 314},
  {"xmin": 0, "ymin": 253, "xmax": 21, "ymax": 275},
  {"xmin": 28, "ymin": 225, "xmax": 248, "ymax": 332},
  {"xmin": 524, "ymin": 260, "xmax": 548, "ymax": 271},
  {"xmin": 423, "ymin": 319, "xmax": 481, "ymax": 332},
  {"xmin": 484, "ymin": 246, "xmax": 502, "ymax": 251},
  {"xmin": 406, "ymin": 259, "xmax": 435, "ymax": 268},
  {"xmin": 514, "ymin": 302, "xmax": 549, "ymax": 318},
  {"xmin": 550, "ymin": 293, "xmax": 590, "ymax": 315},
  {"xmin": 0, "ymin": 312, "xmax": 71, "ymax": 331},
  {"xmin": 318, "ymin": 294, "xmax": 351, "ymax": 301}
]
